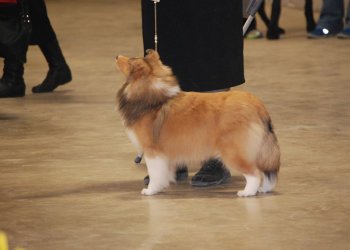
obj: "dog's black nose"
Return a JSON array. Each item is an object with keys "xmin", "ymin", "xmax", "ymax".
[{"xmin": 116, "ymin": 56, "xmax": 119, "ymax": 60}]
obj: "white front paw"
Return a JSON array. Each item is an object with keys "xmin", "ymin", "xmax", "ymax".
[
  {"xmin": 141, "ymin": 188, "xmax": 160, "ymax": 196},
  {"xmin": 237, "ymin": 190, "xmax": 257, "ymax": 197}
]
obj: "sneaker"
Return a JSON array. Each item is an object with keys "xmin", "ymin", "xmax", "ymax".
[
  {"xmin": 190, "ymin": 159, "xmax": 231, "ymax": 187},
  {"xmin": 245, "ymin": 29, "xmax": 263, "ymax": 39},
  {"xmin": 307, "ymin": 27, "xmax": 335, "ymax": 38},
  {"xmin": 337, "ymin": 28, "xmax": 350, "ymax": 39}
]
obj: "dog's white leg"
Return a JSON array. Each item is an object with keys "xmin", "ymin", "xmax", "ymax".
[
  {"xmin": 237, "ymin": 174, "xmax": 261, "ymax": 197},
  {"xmin": 258, "ymin": 173, "xmax": 276, "ymax": 193},
  {"xmin": 141, "ymin": 155, "xmax": 171, "ymax": 195},
  {"xmin": 168, "ymin": 168, "xmax": 176, "ymax": 184}
]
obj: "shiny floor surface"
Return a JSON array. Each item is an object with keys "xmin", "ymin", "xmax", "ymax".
[{"xmin": 1, "ymin": 1, "xmax": 350, "ymax": 249}]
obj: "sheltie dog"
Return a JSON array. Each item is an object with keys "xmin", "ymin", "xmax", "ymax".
[{"xmin": 116, "ymin": 49, "xmax": 280, "ymax": 197}]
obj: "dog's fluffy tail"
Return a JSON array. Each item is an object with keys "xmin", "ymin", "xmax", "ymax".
[{"xmin": 257, "ymin": 118, "xmax": 280, "ymax": 185}]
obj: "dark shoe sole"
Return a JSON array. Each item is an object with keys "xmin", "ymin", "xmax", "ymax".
[
  {"xmin": 32, "ymin": 76, "xmax": 71, "ymax": 93},
  {"xmin": 0, "ymin": 85, "xmax": 26, "ymax": 98},
  {"xmin": 190, "ymin": 173, "xmax": 231, "ymax": 187},
  {"xmin": 32, "ymin": 67, "xmax": 72, "ymax": 93},
  {"xmin": 0, "ymin": 91, "xmax": 25, "ymax": 98}
]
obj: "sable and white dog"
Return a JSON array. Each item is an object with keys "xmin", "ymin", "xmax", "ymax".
[{"xmin": 116, "ymin": 50, "xmax": 280, "ymax": 197}]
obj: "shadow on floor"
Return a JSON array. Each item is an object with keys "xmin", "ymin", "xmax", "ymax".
[{"xmin": 11, "ymin": 176, "xmax": 280, "ymax": 201}]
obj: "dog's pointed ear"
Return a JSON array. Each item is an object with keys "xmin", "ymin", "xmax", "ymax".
[
  {"xmin": 116, "ymin": 55, "xmax": 130, "ymax": 76},
  {"xmin": 145, "ymin": 49, "xmax": 160, "ymax": 62}
]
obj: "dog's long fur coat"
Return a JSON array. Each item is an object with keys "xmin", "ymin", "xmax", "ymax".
[{"xmin": 116, "ymin": 50, "xmax": 280, "ymax": 196}]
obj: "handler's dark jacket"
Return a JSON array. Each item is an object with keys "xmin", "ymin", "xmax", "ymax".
[{"xmin": 142, "ymin": 0, "xmax": 245, "ymax": 92}]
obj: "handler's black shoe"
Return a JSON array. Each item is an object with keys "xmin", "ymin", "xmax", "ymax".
[
  {"xmin": 32, "ymin": 39, "xmax": 72, "ymax": 93},
  {"xmin": 0, "ymin": 80, "xmax": 25, "ymax": 98},
  {"xmin": 0, "ymin": 60, "xmax": 26, "ymax": 98},
  {"xmin": 32, "ymin": 64, "xmax": 71, "ymax": 93},
  {"xmin": 190, "ymin": 159, "xmax": 230, "ymax": 187},
  {"xmin": 144, "ymin": 166, "xmax": 188, "ymax": 185}
]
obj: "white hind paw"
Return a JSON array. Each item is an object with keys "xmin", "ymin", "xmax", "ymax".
[
  {"xmin": 141, "ymin": 188, "xmax": 160, "ymax": 196},
  {"xmin": 237, "ymin": 190, "xmax": 257, "ymax": 197},
  {"xmin": 259, "ymin": 174, "xmax": 276, "ymax": 193}
]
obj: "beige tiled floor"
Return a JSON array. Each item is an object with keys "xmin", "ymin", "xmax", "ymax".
[{"xmin": 1, "ymin": 0, "xmax": 349, "ymax": 249}]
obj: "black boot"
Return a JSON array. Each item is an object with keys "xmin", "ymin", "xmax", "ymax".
[
  {"xmin": 0, "ymin": 59, "xmax": 26, "ymax": 98},
  {"xmin": 32, "ymin": 39, "xmax": 71, "ymax": 93},
  {"xmin": 190, "ymin": 159, "xmax": 231, "ymax": 187}
]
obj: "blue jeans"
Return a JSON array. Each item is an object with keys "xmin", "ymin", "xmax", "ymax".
[{"xmin": 317, "ymin": 0, "xmax": 350, "ymax": 32}]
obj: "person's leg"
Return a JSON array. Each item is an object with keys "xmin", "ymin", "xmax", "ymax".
[
  {"xmin": 0, "ymin": 59, "xmax": 26, "ymax": 98},
  {"xmin": 243, "ymin": 18, "xmax": 257, "ymax": 33},
  {"xmin": 243, "ymin": 18, "xmax": 263, "ymax": 39},
  {"xmin": 0, "ymin": 4, "xmax": 28, "ymax": 98},
  {"xmin": 32, "ymin": 38, "xmax": 72, "ymax": 93},
  {"xmin": 305, "ymin": 0, "xmax": 316, "ymax": 32},
  {"xmin": 316, "ymin": 0, "xmax": 344, "ymax": 32},
  {"xmin": 346, "ymin": 0, "xmax": 350, "ymax": 27},
  {"xmin": 28, "ymin": 0, "xmax": 71, "ymax": 93},
  {"xmin": 337, "ymin": 0, "xmax": 350, "ymax": 38}
]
